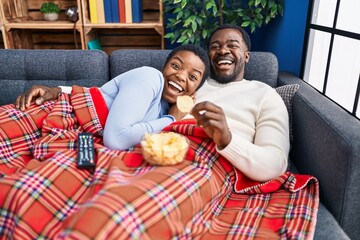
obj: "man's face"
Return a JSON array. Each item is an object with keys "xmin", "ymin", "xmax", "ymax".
[{"xmin": 208, "ymin": 28, "xmax": 250, "ymax": 83}]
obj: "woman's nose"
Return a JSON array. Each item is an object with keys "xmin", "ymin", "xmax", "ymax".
[{"xmin": 176, "ymin": 71, "xmax": 187, "ymax": 82}]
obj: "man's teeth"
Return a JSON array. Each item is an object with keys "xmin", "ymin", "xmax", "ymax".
[
  {"xmin": 217, "ymin": 60, "xmax": 232, "ymax": 65},
  {"xmin": 169, "ymin": 81, "xmax": 183, "ymax": 92}
]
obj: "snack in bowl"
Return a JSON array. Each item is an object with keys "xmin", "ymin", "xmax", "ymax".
[
  {"xmin": 141, "ymin": 132, "xmax": 189, "ymax": 165},
  {"xmin": 177, "ymin": 95, "xmax": 194, "ymax": 113}
]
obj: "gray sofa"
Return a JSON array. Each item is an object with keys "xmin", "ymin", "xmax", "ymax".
[{"xmin": 0, "ymin": 49, "xmax": 358, "ymax": 240}]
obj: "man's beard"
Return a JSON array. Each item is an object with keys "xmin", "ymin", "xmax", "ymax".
[{"xmin": 210, "ymin": 60, "xmax": 244, "ymax": 84}]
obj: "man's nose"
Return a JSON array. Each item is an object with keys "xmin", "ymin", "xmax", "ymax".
[{"xmin": 217, "ymin": 46, "xmax": 230, "ymax": 54}]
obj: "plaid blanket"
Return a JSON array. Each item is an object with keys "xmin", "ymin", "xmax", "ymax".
[{"xmin": 0, "ymin": 87, "xmax": 319, "ymax": 239}]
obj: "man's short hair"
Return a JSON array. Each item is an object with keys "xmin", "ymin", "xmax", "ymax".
[{"xmin": 208, "ymin": 24, "xmax": 252, "ymax": 51}]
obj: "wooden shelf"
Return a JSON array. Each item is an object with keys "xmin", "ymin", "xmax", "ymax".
[
  {"xmin": 81, "ymin": 0, "xmax": 164, "ymax": 52},
  {"xmin": 0, "ymin": 0, "xmax": 164, "ymax": 52},
  {"xmin": 5, "ymin": 21, "xmax": 82, "ymax": 30},
  {"xmin": 83, "ymin": 22, "xmax": 163, "ymax": 36},
  {"xmin": 0, "ymin": 28, "xmax": 5, "ymax": 49}
]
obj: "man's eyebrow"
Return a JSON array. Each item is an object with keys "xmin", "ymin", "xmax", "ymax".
[
  {"xmin": 210, "ymin": 39, "xmax": 240, "ymax": 45},
  {"xmin": 227, "ymin": 39, "xmax": 240, "ymax": 44}
]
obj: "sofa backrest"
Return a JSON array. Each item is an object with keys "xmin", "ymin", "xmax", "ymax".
[
  {"xmin": 0, "ymin": 49, "xmax": 109, "ymax": 105},
  {"xmin": 110, "ymin": 50, "xmax": 279, "ymax": 87}
]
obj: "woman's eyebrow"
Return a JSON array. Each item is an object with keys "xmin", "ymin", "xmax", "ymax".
[{"xmin": 173, "ymin": 56, "xmax": 203, "ymax": 76}]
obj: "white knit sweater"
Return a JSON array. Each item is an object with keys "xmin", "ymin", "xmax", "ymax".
[{"xmin": 193, "ymin": 78, "xmax": 290, "ymax": 182}]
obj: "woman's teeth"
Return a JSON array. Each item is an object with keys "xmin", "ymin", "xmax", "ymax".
[{"xmin": 169, "ymin": 81, "xmax": 183, "ymax": 92}]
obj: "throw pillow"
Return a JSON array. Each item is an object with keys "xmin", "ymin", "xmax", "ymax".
[{"xmin": 275, "ymin": 84, "xmax": 300, "ymax": 142}]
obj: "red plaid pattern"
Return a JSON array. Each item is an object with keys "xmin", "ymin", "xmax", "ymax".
[{"xmin": 0, "ymin": 87, "xmax": 319, "ymax": 239}]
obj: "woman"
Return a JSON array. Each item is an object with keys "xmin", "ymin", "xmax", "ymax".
[{"xmin": 14, "ymin": 44, "xmax": 210, "ymax": 150}]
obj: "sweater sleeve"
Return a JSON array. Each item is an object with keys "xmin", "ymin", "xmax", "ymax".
[
  {"xmin": 218, "ymin": 89, "xmax": 290, "ymax": 182},
  {"xmin": 101, "ymin": 67, "xmax": 173, "ymax": 151}
]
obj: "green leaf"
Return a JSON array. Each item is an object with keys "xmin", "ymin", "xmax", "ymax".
[
  {"xmin": 181, "ymin": 0, "xmax": 187, "ymax": 9},
  {"xmin": 254, "ymin": 18, "xmax": 262, "ymax": 27},
  {"xmin": 192, "ymin": 21, "xmax": 197, "ymax": 32},
  {"xmin": 241, "ymin": 21, "xmax": 251, "ymax": 27},
  {"xmin": 174, "ymin": 0, "xmax": 181, "ymax": 4},
  {"xmin": 202, "ymin": 29, "xmax": 208, "ymax": 39},
  {"xmin": 261, "ymin": 0, "xmax": 267, "ymax": 8},
  {"xmin": 184, "ymin": 17, "xmax": 192, "ymax": 27},
  {"xmin": 164, "ymin": 32, "xmax": 174, "ymax": 39},
  {"xmin": 271, "ymin": 4, "xmax": 277, "ymax": 15},
  {"xmin": 265, "ymin": 15, "xmax": 271, "ymax": 24},
  {"xmin": 255, "ymin": 0, "xmax": 261, "ymax": 6},
  {"xmin": 250, "ymin": 22, "xmax": 256, "ymax": 32},
  {"xmin": 278, "ymin": 4, "xmax": 284, "ymax": 15},
  {"xmin": 176, "ymin": 11, "xmax": 183, "ymax": 20},
  {"xmin": 177, "ymin": 35, "xmax": 187, "ymax": 43},
  {"xmin": 268, "ymin": 0, "xmax": 275, "ymax": 8}
]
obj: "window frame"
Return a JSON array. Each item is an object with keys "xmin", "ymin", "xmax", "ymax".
[{"xmin": 300, "ymin": 0, "xmax": 360, "ymax": 119}]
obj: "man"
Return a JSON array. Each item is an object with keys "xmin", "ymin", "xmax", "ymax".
[
  {"xmin": 190, "ymin": 25, "xmax": 289, "ymax": 182},
  {"xmin": 15, "ymin": 25, "xmax": 289, "ymax": 182}
]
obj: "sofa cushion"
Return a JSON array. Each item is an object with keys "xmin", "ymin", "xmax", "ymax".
[
  {"xmin": 0, "ymin": 49, "xmax": 109, "ymax": 105},
  {"xmin": 110, "ymin": 50, "xmax": 279, "ymax": 88},
  {"xmin": 276, "ymin": 84, "xmax": 300, "ymax": 141}
]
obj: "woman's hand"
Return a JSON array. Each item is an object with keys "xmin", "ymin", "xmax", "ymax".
[{"xmin": 15, "ymin": 85, "xmax": 61, "ymax": 111}]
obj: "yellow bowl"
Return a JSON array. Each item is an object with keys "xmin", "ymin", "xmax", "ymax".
[{"xmin": 141, "ymin": 132, "xmax": 189, "ymax": 165}]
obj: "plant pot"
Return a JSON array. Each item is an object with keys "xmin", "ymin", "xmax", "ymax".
[{"xmin": 43, "ymin": 13, "xmax": 59, "ymax": 21}]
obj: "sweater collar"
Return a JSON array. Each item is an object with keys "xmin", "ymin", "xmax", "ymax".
[{"xmin": 207, "ymin": 78, "xmax": 249, "ymax": 87}]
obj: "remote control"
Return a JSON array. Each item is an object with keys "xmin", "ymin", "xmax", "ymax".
[{"xmin": 77, "ymin": 132, "xmax": 95, "ymax": 169}]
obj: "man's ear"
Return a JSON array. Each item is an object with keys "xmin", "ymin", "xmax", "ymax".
[{"xmin": 244, "ymin": 51, "xmax": 250, "ymax": 63}]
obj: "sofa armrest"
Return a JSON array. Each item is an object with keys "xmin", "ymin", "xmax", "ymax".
[{"xmin": 278, "ymin": 71, "xmax": 360, "ymax": 240}]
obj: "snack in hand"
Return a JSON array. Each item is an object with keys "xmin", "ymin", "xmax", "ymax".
[
  {"xmin": 141, "ymin": 132, "xmax": 189, "ymax": 165},
  {"xmin": 177, "ymin": 95, "xmax": 194, "ymax": 113}
]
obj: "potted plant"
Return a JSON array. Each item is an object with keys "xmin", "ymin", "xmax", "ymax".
[
  {"xmin": 40, "ymin": 2, "xmax": 61, "ymax": 21},
  {"xmin": 164, "ymin": 0, "xmax": 284, "ymax": 46}
]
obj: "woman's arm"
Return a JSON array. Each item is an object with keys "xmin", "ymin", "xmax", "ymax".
[{"xmin": 102, "ymin": 67, "xmax": 173, "ymax": 150}]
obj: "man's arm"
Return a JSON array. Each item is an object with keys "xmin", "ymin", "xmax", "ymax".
[
  {"xmin": 191, "ymin": 90, "xmax": 289, "ymax": 182},
  {"xmin": 15, "ymin": 85, "xmax": 61, "ymax": 111}
]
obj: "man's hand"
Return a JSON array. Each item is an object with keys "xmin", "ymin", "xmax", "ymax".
[
  {"xmin": 191, "ymin": 101, "xmax": 232, "ymax": 149},
  {"xmin": 15, "ymin": 85, "xmax": 61, "ymax": 111}
]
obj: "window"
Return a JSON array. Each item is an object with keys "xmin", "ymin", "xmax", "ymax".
[{"xmin": 302, "ymin": 0, "xmax": 360, "ymax": 118}]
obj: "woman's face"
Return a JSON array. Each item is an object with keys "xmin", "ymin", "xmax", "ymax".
[{"xmin": 162, "ymin": 50, "xmax": 205, "ymax": 104}]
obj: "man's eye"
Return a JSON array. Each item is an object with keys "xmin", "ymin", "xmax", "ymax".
[
  {"xmin": 210, "ymin": 45, "xmax": 220, "ymax": 50},
  {"xmin": 228, "ymin": 44, "xmax": 239, "ymax": 49}
]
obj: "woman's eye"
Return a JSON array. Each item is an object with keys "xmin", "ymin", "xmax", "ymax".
[
  {"xmin": 189, "ymin": 74, "xmax": 197, "ymax": 81},
  {"xmin": 171, "ymin": 63, "xmax": 180, "ymax": 69}
]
